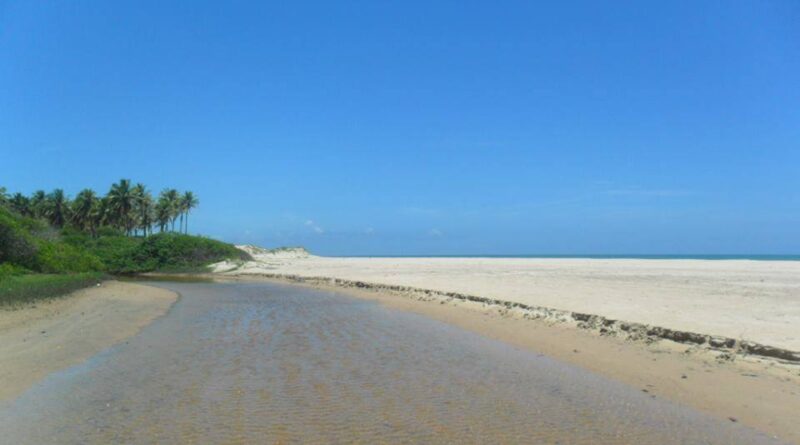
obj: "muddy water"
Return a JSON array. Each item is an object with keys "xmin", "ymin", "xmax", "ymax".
[{"xmin": 0, "ymin": 282, "xmax": 783, "ymax": 444}]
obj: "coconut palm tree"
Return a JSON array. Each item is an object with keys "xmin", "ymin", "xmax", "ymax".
[
  {"xmin": 2, "ymin": 182, "xmax": 198, "ymax": 237},
  {"xmin": 71, "ymin": 189, "xmax": 98, "ymax": 233},
  {"xmin": 30, "ymin": 190, "xmax": 47, "ymax": 219},
  {"xmin": 9, "ymin": 193, "xmax": 31, "ymax": 216},
  {"xmin": 137, "ymin": 191, "xmax": 155, "ymax": 236},
  {"xmin": 160, "ymin": 188, "xmax": 180, "ymax": 232},
  {"xmin": 45, "ymin": 189, "xmax": 70, "ymax": 228},
  {"xmin": 180, "ymin": 191, "xmax": 199, "ymax": 234},
  {"xmin": 155, "ymin": 193, "xmax": 172, "ymax": 233},
  {"xmin": 95, "ymin": 196, "xmax": 112, "ymax": 231},
  {"xmin": 131, "ymin": 183, "xmax": 150, "ymax": 236},
  {"xmin": 108, "ymin": 179, "xmax": 135, "ymax": 235}
]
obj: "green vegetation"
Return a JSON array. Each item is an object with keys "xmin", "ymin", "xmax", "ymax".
[
  {"xmin": 0, "ymin": 272, "xmax": 105, "ymax": 306},
  {"xmin": 0, "ymin": 181, "xmax": 250, "ymax": 305},
  {"xmin": 63, "ymin": 231, "xmax": 249, "ymax": 274},
  {"xmin": 2, "ymin": 180, "xmax": 199, "ymax": 236}
]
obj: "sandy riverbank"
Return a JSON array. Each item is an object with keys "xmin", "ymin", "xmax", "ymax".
[
  {"xmin": 214, "ymin": 272, "xmax": 800, "ymax": 443},
  {"xmin": 211, "ymin": 251, "xmax": 800, "ymax": 442},
  {"xmin": 214, "ymin": 252, "xmax": 800, "ymax": 352},
  {"xmin": 0, "ymin": 281, "xmax": 178, "ymax": 401}
]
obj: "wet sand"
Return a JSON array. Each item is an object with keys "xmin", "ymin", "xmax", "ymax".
[
  {"xmin": 0, "ymin": 281, "xmax": 177, "ymax": 401},
  {"xmin": 219, "ymin": 275, "xmax": 800, "ymax": 443},
  {"xmin": 215, "ymin": 256, "xmax": 800, "ymax": 352},
  {"xmin": 0, "ymin": 281, "xmax": 785, "ymax": 444},
  {"xmin": 306, "ymin": 278, "xmax": 800, "ymax": 444}
]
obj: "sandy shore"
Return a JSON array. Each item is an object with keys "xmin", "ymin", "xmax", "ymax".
[
  {"xmin": 216, "ymin": 272, "xmax": 800, "ymax": 443},
  {"xmin": 211, "ymin": 251, "xmax": 800, "ymax": 442},
  {"xmin": 337, "ymin": 281, "xmax": 800, "ymax": 444},
  {"xmin": 215, "ymin": 252, "xmax": 800, "ymax": 352},
  {"xmin": 0, "ymin": 281, "xmax": 177, "ymax": 401}
]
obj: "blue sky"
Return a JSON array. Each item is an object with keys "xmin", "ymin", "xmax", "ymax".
[{"xmin": 1, "ymin": 1, "xmax": 798, "ymax": 255}]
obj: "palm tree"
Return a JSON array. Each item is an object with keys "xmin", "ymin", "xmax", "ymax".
[
  {"xmin": 30, "ymin": 190, "xmax": 47, "ymax": 219},
  {"xmin": 96, "ymin": 196, "xmax": 112, "ymax": 231},
  {"xmin": 131, "ymin": 183, "xmax": 149, "ymax": 236},
  {"xmin": 9, "ymin": 193, "xmax": 31, "ymax": 216},
  {"xmin": 2, "ymin": 182, "xmax": 198, "ymax": 237},
  {"xmin": 155, "ymin": 194, "xmax": 172, "ymax": 233},
  {"xmin": 137, "ymin": 191, "xmax": 155, "ymax": 236},
  {"xmin": 45, "ymin": 189, "xmax": 70, "ymax": 228},
  {"xmin": 108, "ymin": 179, "xmax": 135, "ymax": 235},
  {"xmin": 180, "ymin": 191, "xmax": 199, "ymax": 234},
  {"xmin": 71, "ymin": 189, "xmax": 98, "ymax": 234},
  {"xmin": 160, "ymin": 188, "xmax": 180, "ymax": 232}
]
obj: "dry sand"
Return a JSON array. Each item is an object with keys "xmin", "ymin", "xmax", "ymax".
[{"xmin": 0, "ymin": 280, "xmax": 177, "ymax": 401}]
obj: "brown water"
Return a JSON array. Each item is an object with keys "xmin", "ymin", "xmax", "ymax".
[{"xmin": 0, "ymin": 281, "xmax": 785, "ymax": 444}]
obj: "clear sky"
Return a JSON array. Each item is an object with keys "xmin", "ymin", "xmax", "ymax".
[{"xmin": 1, "ymin": 1, "xmax": 798, "ymax": 255}]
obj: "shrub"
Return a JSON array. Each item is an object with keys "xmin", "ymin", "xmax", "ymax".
[
  {"xmin": 60, "ymin": 232, "xmax": 248, "ymax": 274},
  {"xmin": 65, "ymin": 234, "xmax": 146, "ymax": 273},
  {"xmin": 0, "ymin": 207, "xmax": 40, "ymax": 269},
  {"xmin": 36, "ymin": 241, "xmax": 104, "ymax": 273},
  {"xmin": 131, "ymin": 233, "xmax": 250, "ymax": 273},
  {"xmin": 1, "ymin": 205, "xmax": 247, "ymax": 275},
  {"xmin": 96, "ymin": 226, "xmax": 125, "ymax": 237},
  {"xmin": 0, "ymin": 263, "xmax": 28, "ymax": 280}
]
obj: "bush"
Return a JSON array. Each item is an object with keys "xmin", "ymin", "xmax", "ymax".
[
  {"xmin": 96, "ymin": 226, "xmax": 125, "ymax": 237},
  {"xmin": 1, "ymin": 205, "xmax": 247, "ymax": 276},
  {"xmin": 0, "ymin": 263, "xmax": 28, "ymax": 280},
  {"xmin": 0, "ymin": 207, "xmax": 40, "ymax": 269},
  {"xmin": 36, "ymin": 241, "xmax": 104, "ymax": 273},
  {"xmin": 60, "ymin": 232, "xmax": 248, "ymax": 274},
  {"xmin": 62, "ymin": 234, "xmax": 145, "ymax": 273},
  {"xmin": 131, "ymin": 233, "xmax": 250, "ymax": 273}
]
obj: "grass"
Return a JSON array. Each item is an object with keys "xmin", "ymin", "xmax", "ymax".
[{"xmin": 0, "ymin": 272, "xmax": 105, "ymax": 307}]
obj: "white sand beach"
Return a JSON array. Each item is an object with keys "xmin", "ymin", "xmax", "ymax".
[
  {"xmin": 216, "ymin": 249, "xmax": 800, "ymax": 352},
  {"xmin": 211, "ymin": 249, "xmax": 800, "ymax": 441}
]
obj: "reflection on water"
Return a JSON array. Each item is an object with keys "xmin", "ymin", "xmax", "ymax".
[
  {"xmin": 116, "ymin": 273, "xmax": 216, "ymax": 283},
  {"xmin": 0, "ymin": 282, "xmax": 782, "ymax": 444}
]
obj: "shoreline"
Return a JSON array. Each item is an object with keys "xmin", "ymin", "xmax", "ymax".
[
  {"xmin": 213, "ymin": 255, "xmax": 800, "ymax": 352},
  {"xmin": 222, "ymin": 273, "xmax": 800, "ymax": 443},
  {"xmin": 3, "ymin": 270, "xmax": 797, "ymax": 441},
  {"xmin": 228, "ymin": 272, "xmax": 800, "ymax": 363},
  {"xmin": 0, "ymin": 280, "xmax": 178, "ymax": 402}
]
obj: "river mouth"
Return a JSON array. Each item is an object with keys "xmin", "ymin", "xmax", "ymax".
[{"xmin": 0, "ymin": 281, "xmax": 781, "ymax": 444}]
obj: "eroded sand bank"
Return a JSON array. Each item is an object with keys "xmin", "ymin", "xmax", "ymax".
[{"xmin": 0, "ymin": 280, "xmax": 178, "ymax": 401}]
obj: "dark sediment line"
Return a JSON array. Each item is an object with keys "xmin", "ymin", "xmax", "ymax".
[{"xmin": 236, "ymin": 272, "xmax": 800, "ymax": 364}]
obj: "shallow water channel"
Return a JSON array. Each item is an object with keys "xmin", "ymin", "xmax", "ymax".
[{"xmin": 0, "ymin": 281, "xmax": 784, "ymax": 444}]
